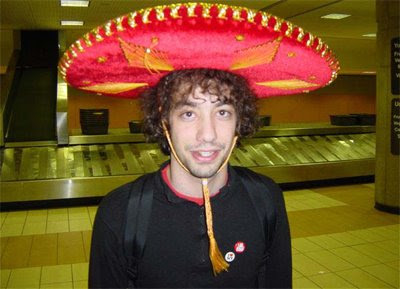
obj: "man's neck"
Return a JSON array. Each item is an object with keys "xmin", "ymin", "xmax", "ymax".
[{"xmin": 167, "ymin": 158, "xmax": 228, "ymax": 198}]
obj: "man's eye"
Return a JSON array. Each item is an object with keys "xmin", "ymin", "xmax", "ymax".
[
  {"xmin": 218, "ymin": 110, "xmax": 231, "ymax": 117},
  {"xmin": 181, "ymin": 111, "xmax": 195, "ymax": 119}
]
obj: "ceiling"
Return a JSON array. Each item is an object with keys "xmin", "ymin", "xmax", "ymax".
[{"xmin": 0, "ymin": 0, "xmax": 377, "ymax": 74}]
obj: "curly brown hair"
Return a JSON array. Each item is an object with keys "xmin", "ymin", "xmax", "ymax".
[{"xmin": 141, "ymin": 68, "xmax": 259, "ymax": 155}]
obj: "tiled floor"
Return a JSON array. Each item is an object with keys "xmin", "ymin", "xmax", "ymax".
[{"xmin": 1, "ymin": 183, "xmax": 399, "ymax": 288}]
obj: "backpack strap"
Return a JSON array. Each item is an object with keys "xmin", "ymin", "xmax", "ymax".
[
  {"xmin": 236, "ymin": 167, "xmax": 277, "ymax": 247},
  {"xmin": 124, "ymin": 174, "xmax": 155, "ymax": 288},
  {"xmin": 235, "ymin": 167, "xmax": 277, "ymax": 287}
]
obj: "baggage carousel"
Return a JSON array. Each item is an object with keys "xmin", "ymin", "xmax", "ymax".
[{"xmin": 0, "ymin": 123, "xmax": 375, "ymax": 206}]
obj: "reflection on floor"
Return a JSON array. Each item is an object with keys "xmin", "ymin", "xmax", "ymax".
[{"xmin": 1, "ymin": 183, "xmax": 399, "ymax": 288}]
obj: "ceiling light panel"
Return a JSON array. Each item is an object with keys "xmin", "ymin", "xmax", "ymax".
[
  {"xmin": 321, "ymin": 13, "xmax": 351, "ymax": 19},
  {"xmin": 61, "ymin": 20, "xmax": 84, "ymax": 26},
  {"xmin": 61, "ymin": 0, "xmax": 89, "ymax": 7}
]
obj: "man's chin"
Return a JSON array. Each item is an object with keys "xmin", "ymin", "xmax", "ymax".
[{"xmin": 187, "ymin": 163, "xmax": 223, "ymax": 179}]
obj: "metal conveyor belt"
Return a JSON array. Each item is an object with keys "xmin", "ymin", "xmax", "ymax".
[{"xmin": 0, "ymin": 133, "xmax": 375, "ymax": 203}]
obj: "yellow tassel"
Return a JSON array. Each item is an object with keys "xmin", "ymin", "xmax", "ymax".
[{"xmin": 202, "ymin": 178, "xmax": 229, "ymax": 275}]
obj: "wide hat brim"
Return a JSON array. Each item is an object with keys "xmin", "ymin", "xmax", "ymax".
[{"xmin": 58, "ymin": 2, "xmax": 339, "ymax": 98}]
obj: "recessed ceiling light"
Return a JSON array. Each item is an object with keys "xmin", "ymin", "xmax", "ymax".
[
  {"xmin": 321, "ymin": 13, "xmax": 351, "ymax": 20},
  {"xmin": 61, "ymin": 20, "xmax": 84, "ymax": 26},
  {"xmin": 60, "ymin": 0, "xmax": 89, "ymax": 7},
  {"xmin": 362, "ymin": 33, "xmax": 376, "ymax": 37}
]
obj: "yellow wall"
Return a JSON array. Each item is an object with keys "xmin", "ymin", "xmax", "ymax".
[
  {"xmin": 258, "ymin": 75, "xmax": 376, "ymax": 123},
  {"xmin": 0, "ymin": 29, "xmax": 19, "ymax": 73},
  {"xmin": 67, "ymin": 74, "xmax": 376, "ymax": 130},
  {"xmin": 68, "ymin": 87, "xmax": 143, "ymax": 132}
]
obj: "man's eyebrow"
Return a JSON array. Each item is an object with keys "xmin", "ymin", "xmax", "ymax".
[
  {"xmin": 173, "ymin": 100, "xmax": 198, "ymax": 109},
  {"xmin": 216, "ymin": 101, "xmax": 233, "ymax": 107}
]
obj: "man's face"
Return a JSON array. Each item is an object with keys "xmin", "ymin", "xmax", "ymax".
[{"xmin": 168, "ymin": 87, "xmax": 237, "ymax": 179}]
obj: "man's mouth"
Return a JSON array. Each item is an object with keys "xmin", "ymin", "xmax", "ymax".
[{"xmin": 191, "ymin": 150, "xmax": 220, "ymax": 162}]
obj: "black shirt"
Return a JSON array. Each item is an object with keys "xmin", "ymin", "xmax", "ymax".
[{"xmin": 89, "ymin": 165, "xmax": 292, "ymax": 288}]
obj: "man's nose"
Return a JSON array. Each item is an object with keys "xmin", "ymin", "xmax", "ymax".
[{"xmin": 196, "ymin": 116, "xmax": 217, "ymax": 143}]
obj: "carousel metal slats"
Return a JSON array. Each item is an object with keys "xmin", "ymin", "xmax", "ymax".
[
  {"xmin": 351, "ymin": 134, "xmax": 375, "ymax": 155},
  {"xmin": 244, "ymin": 144, "xmax": 274, "ymax": 166},
  {"xmin": 19, "ymin": 148, "xmax": 33, "ymax": 180},
  {"xmin": 256, "ymin": 142, "xmax": 287, "ymax": 165},
  {"xmin": 105, "ymin": 144, "xmax": 126, "ymax": 176},
  {"xmin": 89, "ymin": 145, "xmax": 106, "ymax": 177},
  {"xmin": 43, "ymin": 147, "xmax": 56, "ymax": 179},
  {"xmin": 287, "ymin": 137, "xmax": 319, "ymax": 163},
  {"xmin": 0, "ymin": 133, "xmax": 376, "ymax": 185},
  {"xmin": 120, "ymin": 144, "xmax": 144, "ymax": 174},
  {"xmin": 1, "ymin": 148, "xmax": 16, "ymax": 181},
  {"xmin": 323, "ymin": 136, "xmax": 351, "ymax": 161},
  {"xmin": 269, "ymin": 138, "xmax": 301, "ymax": 165},
  {"xmin": 327, "ymin": 135, "xmax": 361, "ymax": 159},
  {"xmin": 228, "ymin": 154, "xmax": 241, "ymax": 166},
  {"xmin": 297, "ymin": 137, "xmax": 327, "ymax": 163},
  {"xmin": 38, "ymin": 147, "xmax": 49, "ymax": 179},
  {"xmin": 233, "ymin": 148, "xmax": 257, "ymax": 167},
  {"xmin": 56, "ymin": 148, "xmax": 67, "ymax": 179},
  {"xmin": 73, "ymin": 146, "xmax": 85, "ymax": 177},
  {"xmin": 279, "ymin": 137, "xmax": 310, "ymax": 164},
  {"xmin": 342, "ymin": 135, "xmax": 372, "ymax": 159},
  {"xmin": 139, "ymin": 149, "xmax": 159, "ymax": 173},
  {"xmin": 308, "ymin": 136, "xmax": 340, "ymax": 162}
]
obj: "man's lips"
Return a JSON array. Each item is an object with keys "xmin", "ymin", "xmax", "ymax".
[{"xmin": 191, "ymin": 150, "xmax": 220, "ymax": 162}]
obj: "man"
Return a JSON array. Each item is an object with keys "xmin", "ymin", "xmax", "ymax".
[
  {"xmin": 58, "ymin": 3, "xmax": 338, "ymax": 288},
  {"xmin": 89, "ymin": 68, "xmax": 291, "ymax": 288}
]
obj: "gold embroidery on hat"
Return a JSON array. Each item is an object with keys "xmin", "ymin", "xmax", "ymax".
[
  {"xmin": 75, "ymin": 40, "xmax": 84, "ymax": 52},
  {"xmin": 306, "ymin": 33, "xmax": 314, "ymax": 47},
  {"xmin": 261, "ymin": 13, "xmax": 269, "ymax": 26},
  {"xmin": 217, "ymin": 5, "xmax": 227, "ymax": 19},
  {"xmin": 155, "ymin": 7, "xmax": 166, "ymax": 21},
  {"xmin": 83, "ymin": 33, "xmax": 92, "ymax": 47},
  {"xmin": 287, "ymin": 52, "xmax": 296, "ymax": 58},
  {"xmin": 256, "ymin": 79, "xmax": 319, "ymax": 90},
  {"xmin": 115, "ymin": 17, "xmax": 124, "ymax": 31},
  {"xmin": 69, "ymin": 47, "xmax": 78, "ymax": 58},
  {"xmin": 202, "ymin": 4, "xmax": 211, "ymax": 18},
  {"xmin": 285, "ymin": 23, "xmax": 293, "ymax": 37},
  {"xmin": 97, "ymin": 56, "xmax": 107, "ymax": 63},
  {"xmin": 128, "ymin": 12, "xmax": 138, "ymax": 28},
  {"xmin": 119, "ymin": 38, "xmax": 174, "ymax": 74},
  {"xmin": 247, "ymin": 9, "xmax": 256, "ymax": 23},
  {"xmin": 309, "ymin": 75, "xmax": 316, "ymax": 80},
  {"xmin": 79, "ymin": 82, "xmax": 148, "ymax": 94},
  {"xmin": 104, "ymin": 21, "xmax": 112, "ymax": 36},
  {"xmin": 233, "ymin": 8, "xmax": 243, "ymax": 21},
  {"xmin": 187, "ymin": 3, "xmax": 197, "ymax": 17},
  {"xmin": 230, "ymin": 36, "xmax": 282, "ymax": 70},
  {"xmin": 296, "ymin": 27, "xmax": 305, "ymax": 42},
  {"xmin": 92, "ymin": 27, "xmax": 103, "ymax": 42},
  {"xmin": 142, "ymin": 8, "xmax": 152, "ymax": 24},
  {"xmin": 170, "ymin": 4, "xmax": 182, "ymax": 19},
  {"xmin": 274, "ymin": 19, "xmax": 282, "ymax": 32},
  {"xmin": 82, "ymin": 80, "xmax": 91, "ymax": 85},
  {"xmin": 315, "ymin": 38, "xmax": 323, "ymax": 51},
  {"xmin": 235, "ymin": 34, "xmax": 245, "ymax": 41}
]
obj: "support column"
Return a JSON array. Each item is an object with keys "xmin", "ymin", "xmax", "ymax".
[{"xmin": 375, "ymin": 0, "xmax": 400, "ymax": 214}]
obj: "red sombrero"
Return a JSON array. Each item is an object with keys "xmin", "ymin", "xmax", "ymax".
[{"xmin": 58, "ymin": 2, "xmax": 339, "ymax": 98}]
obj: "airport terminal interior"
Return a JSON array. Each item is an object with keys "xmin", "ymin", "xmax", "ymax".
[{"xmin": 0, "ymin": 0, "xmax": 399, "ymax": 288}]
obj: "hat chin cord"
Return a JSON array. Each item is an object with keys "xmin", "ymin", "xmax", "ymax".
[{"xmin": 161, "ymin": 121, "xmax": 238, "ymax": 275}]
